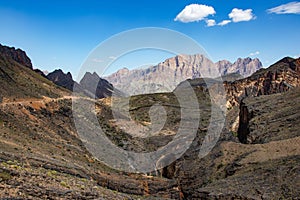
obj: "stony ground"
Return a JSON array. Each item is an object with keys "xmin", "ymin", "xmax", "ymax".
[
  {"xmin": 0, "ymin": 159, "xmax": 136, "ymax": 200},
  {"xmin": 1, "ymin": 55, "xmax": 300, "ymax": 199}
]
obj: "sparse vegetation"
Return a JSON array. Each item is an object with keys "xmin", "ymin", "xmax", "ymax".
[
  {"xmin": 0, "ymin": 46, "xmax": 300, "ymax": 199},
  {"xmin": 0, "ymin": 171, "xmax": 12, "ymax": 181}
]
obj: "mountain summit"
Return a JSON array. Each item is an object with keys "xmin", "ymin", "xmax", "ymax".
[
  {"xmin": 47, "ymin": 69, "xmax": 76, "ymax": 91},
  {"xmin": 0, "ymin": 44, "xmax": 32, "ymax": 69},
  {"xmin": 79, "ymin": 72, "xmax": 114, "ymax": 98}
]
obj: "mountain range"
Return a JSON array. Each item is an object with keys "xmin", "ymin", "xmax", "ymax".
[
  {"xmin": 46, "ymin": 53, "xmax": 262, "ymax": 97},
  {"xmin": 106, "ymin": 54, "xmax": 262, "ymax": 95},
  {"xmin": 47, "ymin": 69, "xmax": 114, "ymax": 99},
  {"xmin": 0, "ymin": 43, "xmax": 299, "ymax": 199}
]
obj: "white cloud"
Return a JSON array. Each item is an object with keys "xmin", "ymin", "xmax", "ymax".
[
  {"xmin": 294, "ymin": 54, "xmax": 300, "ymax": 58},
  {"xmin": 268, "ymin": 2, "xmax": 300, "ymax": 14},
  {"xmin": 249, "ymin": 51, "xmax": 260, "ymax": 56},
  {"xmin": 174, "ymin": 4, "xmax": 216, "ymax": 23},
  {"xmin": 229, "ymin": 8, "xmax": 255, "ymax": 22},
  {"xmin": 206, "ymin": 19, "xmax": 216, "ymax": 27},
  {"xmin": 207, "ymin": 19, "xmax": 231, "ymax": 27},
  {"xmin": 218, "ymin": 20, "xmax": 231, "ymax": 26}
]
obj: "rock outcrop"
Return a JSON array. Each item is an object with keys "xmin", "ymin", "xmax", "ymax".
[{"xmin": 0, "ymin": 44, "xmax": 32, "ymax": 69}]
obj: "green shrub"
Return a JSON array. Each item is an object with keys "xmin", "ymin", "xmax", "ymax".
[
  {"xmin": 232, "ymin": 131, "xmax": 238, "ymax": 137},
  {"xmin": 0, "ymin": 171, "xmax": 12, "ymax": 181},
  {"xmin": 60, "ymin": 181, "xmax": 69, "ymax": 188}
]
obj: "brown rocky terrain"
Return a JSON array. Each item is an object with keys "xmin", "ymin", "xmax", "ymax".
[
  {"xmin": 0, "ymin": 97, "xmax": 182, "ymax": 199},
  {"xmin": 0, "ymin": 44, "xmax": 299, "ymax": 199},
  {"xmin": 0, "ymin": 44, "xmax": 181, "ymax": 199}
]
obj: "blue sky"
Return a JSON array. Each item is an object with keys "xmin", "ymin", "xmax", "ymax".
[{"xmin": 0, "ymin": 0, "xmax": 299, "ymax": 78}]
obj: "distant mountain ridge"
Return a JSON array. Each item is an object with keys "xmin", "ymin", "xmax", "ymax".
[
  {"xmin": 47, "ymin": 69, "xmax": 115, "ymax": 99},
  {"xmin": 47, "ymin": 69, "xmax": 77, "ymax": 91},
  {"xmin": 106, "ymin": 54, "xmax": 262, "ymax": 95}
]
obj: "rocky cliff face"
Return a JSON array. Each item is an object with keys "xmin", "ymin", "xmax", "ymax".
[
  {"xmin": 228, "ymin": 58, "xmax": 300, "ymax": 144},
  {"xmin": 237, "ymin": 88, "xmax": 300, "ymax": 144},
  {"xmin": 225, "ymin": 57, "xmax": 300, "ymax": 108},
  {"xmin": 106, "ymin": 54, "xmax": 262, "ymax": 95},
  {"xmin": 0, "ymin": 44, "xmax": 32, "ymax": 69}
]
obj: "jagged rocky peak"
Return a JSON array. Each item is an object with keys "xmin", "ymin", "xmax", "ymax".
[
  {"xmin": 47, "ymin": 69, "xmax": 75, "ymax": 91},
  {"xmin": 80, "ymin": 72, "xmax": 109, "ymax": 88},
  {"xmin": 81, "ymin": 72, "xmax": 101, "ymax": 82},
  {"xmin": 47, "ymin": 69, "xmax": 74, "ymax": 85},
  {"xmin": 157, "ymin": 54, "xmax": 261, "ymax": 77},
  {"xmin": 0, "ymin": 45, "xmax": 70, "ymax": 99},
  {"xmin": 48, "ymin": 69, "xmax": 73, "ymax": 81},
  {"xmin": 228, "ymin": 57, "xmax": 262, "ymax": 77},
  {"xmin": 80, "ymin": 71, "xmax": 114, "ymax": 98},
  {"xmin": 215, "ymin": 59, "xmax": 232, "ymax": 67},
  {"xmin": 46, "ymin": 70, "xmax": 116, "ymax": 98},
  {"xmin": 0, "ymin": 44, "xmax": 33, "ymax": 69},
  {"xmin": 159, "ymin": 54, "xmax": 213, "ymax": 68}
]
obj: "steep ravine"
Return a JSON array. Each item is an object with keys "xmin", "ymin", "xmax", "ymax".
[
  {"xmin": 237, "ymin": 100, "xmax": 253, "ymax": 144},
  {"xmin": 165, "ymin": 57, "xmax": 300, "ymax": 199}
]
